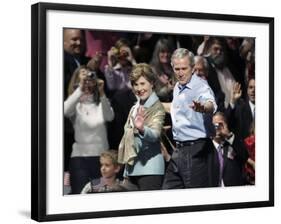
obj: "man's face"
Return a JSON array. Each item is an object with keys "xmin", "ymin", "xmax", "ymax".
[
  {"xmin": 63, "ymin": 29, "xmax": 84, "ymax": 55},
  {"xmin": 172, "ymin": 56, "xmax": 193, "ymax": 85},
  {"xmin": 193, "ymin": 61, "xmax": 208, "ymax": 80},
  {"xmin": 212, "ymin": 114, "xmax": 226, "ymax": 141},
  {"xmin": 210, "ymin": 43, "xmax": 225, "ymax": 67},
  {"xmin": 247, "ymin": 79, "xmax": 255, "ymax": 103},
  {"xmin": 210, "ymin": 43, "xmax": 223, "ymax": 58}
]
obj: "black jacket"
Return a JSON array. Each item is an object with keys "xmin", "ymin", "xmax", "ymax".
[{"xmin": 208, "ymin": 136, "xmax": 249, "ymax": 187}]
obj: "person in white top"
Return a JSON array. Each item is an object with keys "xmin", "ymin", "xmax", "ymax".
[{"xmin": 64, "ymin": 67, "xmax": 114, "ymax": 194}]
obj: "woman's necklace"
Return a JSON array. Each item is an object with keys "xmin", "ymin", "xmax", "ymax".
[{"xmin": 79, "ymin": 94, "xmax": 93, "ymax": 115}]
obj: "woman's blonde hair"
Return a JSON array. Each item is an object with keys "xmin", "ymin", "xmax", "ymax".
[
  {"xmin": 67, "ymin": 65, "xmax": 88, "ymax": 96},
  {"xmin": 129, "ymin": 63, "xmax": 156, "ymax": 87}
]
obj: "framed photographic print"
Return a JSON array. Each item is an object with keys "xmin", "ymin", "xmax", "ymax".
[{"xmin": 31, "ymin": 2, "xmax": 274, "ymax": 222}]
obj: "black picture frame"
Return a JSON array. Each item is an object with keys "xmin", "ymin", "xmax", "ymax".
[{"xmin": 31, "ymin": 2, "xmax": 274, "ymax": 222}]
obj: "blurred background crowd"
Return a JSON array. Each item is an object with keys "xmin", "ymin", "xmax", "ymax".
[{"xmin": 63, "ymin": 28, "xmax": 255, "ymax": 194}]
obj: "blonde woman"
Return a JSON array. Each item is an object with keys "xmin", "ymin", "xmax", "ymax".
[{"xmin": 118, "ymin": 63, "xmax": 166, "ymax": 191}]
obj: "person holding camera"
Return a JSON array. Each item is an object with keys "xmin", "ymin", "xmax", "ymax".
[
  {"xmin": 64, "ymin": 66, "xmax": 114, "ymax": 194},
  {"xmin": 104, "ymin": 38, "xmax": 137, "ymax": 96},
  {"xmin": 209, "ymin": 112, "xmax": 249, "ymax": 187}
]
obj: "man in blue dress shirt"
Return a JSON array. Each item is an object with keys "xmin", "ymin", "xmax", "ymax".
[{"xmin": 162, "ymin": 48, "xmax": 217, "ymax": 189}]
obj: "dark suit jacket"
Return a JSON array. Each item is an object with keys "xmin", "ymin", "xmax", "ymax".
[
  {"xmin": 64, "ymin": 51, "xmax": 90, "ymax": 99},
  {"xmin": 206, "ymin": 57, "xmax": 246, "ymax": 112},
  {"xmin": 208, "ymin": 136, "xmax": 249, "ymax": 187},
  {"xmin": 226, "ymin": 99, "xmax": 254, "ymax": 140}
]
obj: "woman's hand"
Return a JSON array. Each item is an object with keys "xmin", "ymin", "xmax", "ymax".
[
  {"xmin": 133, "ymin": 106, "xmax": 145, "ymax": 134},
  {"xmin": 107, "ymin": 47, "xmax": 118, "ymax": 67},
  {"xmin": 87, "ymin": 52, "xmax": 102, "ymax": 71},
  {"xmin": 121, "ymin": 46, "xmax": 136, "ymax": 66}
]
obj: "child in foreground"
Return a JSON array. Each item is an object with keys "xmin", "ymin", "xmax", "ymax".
[
  {"xmin": 81, "ymin": 150, "xmax": 134, "ymax": 193},
  {"xmin": 81, "ymin": 150, "xmax": 137, "ymax": 194}
]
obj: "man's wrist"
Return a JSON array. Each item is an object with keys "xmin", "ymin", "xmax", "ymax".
[{"xmin": 203, "ymin": 102, "xmax": 213, "ymax": 113}]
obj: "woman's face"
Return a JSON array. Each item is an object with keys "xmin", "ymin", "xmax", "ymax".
[
  {"xmin": 78, "ymin": 68, "xmax": 89, "ymax": 82},
  {"xmin": 82, "ymin": 76, "xmax": 96, "ymax": 94},
  {"xmin": 133, "ymin": 76, "xmax": 153, "ymax": 102},
  {"xmin": 159, "ymin": 50, "xmax": 170, "ymax": 64}
]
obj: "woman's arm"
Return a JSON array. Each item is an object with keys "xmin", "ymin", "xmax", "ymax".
[
  {"xmin": 100, "ymin": 96, "xmax": 114, "ymax": 122},
  {"xmin": 98, "ymin": 79, "xmax": 114, "ymax": 122},
  {"xmin": 104, "ymin": 65, "xmax": 116, "ymax": 91},
  {"xmin": 64, "ymin": 87, "xmax": 83, "ymax": 117}
]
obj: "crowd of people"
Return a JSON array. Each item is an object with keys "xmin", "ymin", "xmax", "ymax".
[{"xmin": 63, "ymin": 28, "xmax": 255, "ymax": 194}]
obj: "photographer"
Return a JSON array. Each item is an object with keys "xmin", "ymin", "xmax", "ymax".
[
  {"xmin": 104, "ymin": 38, "xmax": 136, "ymax": 96},
  {"xmin": 64, "ymin": 67, "xmax": 114, "ymax": 194},
  {"xmin": 209, "ymin": 112, "xmax": 249, "ymax": 186}
]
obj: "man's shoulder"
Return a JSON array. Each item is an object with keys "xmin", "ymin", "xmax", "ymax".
[{"xmin": 192, "ymin": 75, "xmax": 211, "ymax": 89}]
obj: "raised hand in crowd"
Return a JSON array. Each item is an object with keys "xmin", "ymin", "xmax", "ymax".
[
  {"xmin": 120, "ymin": 45, "xmax": 136, "ymax": 66},
  {"xmin": 107, "ymin": 47, "xmax": 119, "ymax": 67},
  {"xmin": 230, "ymin": 82, "xmax": 242, "ymax": 105},
  {"xmin": 87, "ymin": 52, "xmax": 103, "ymax": 71}
]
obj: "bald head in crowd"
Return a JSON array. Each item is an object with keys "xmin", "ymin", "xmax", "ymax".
[
  {"xmin": 63, "ymin": 29, "xmax": 85, "ymax": 56},
  {"xmin": 193, "ymin": 56, "xmax": 209, "ymax": 80}
]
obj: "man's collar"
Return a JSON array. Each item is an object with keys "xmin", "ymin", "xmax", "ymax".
[
  {"xmin": 177, "ymin": 75, "xmax": 194, "ymax": 91},
  {"xmin": 249, "ymin": 100, "xmax": 255, "ymax": 108}
]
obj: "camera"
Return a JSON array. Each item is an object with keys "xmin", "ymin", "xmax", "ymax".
[
  {"xmin": 118, "ymin": 50, "xmax": 129, "ymax": 60},
  {"xmin": 214, "ymin": 123, "xmax": 222, "ymax": 130},
  {"xmin": 87, "ymin": 71, "xmax": 97, "ymax": 79}
]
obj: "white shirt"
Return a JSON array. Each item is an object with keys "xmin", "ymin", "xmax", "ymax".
[
  {"xmin": 64, "ymin": 87, "xmax": 114, "ymax": 157},
  {"xmin": 249, "ymin": 100, "xmax": 255, "ymax": 118},
  {"xmin": 216, "ymin": 66, "xmax": 236, "ymax": 108}
]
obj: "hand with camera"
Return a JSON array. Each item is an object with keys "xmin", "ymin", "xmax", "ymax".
[
  {"xmin": 215, "ymin": 121, "xmax": 232, "ymax": 140},
  {"xmin": 107, "ymin": 47, "xmax": 118, "ymax": 67},
  {"xmin": 107, "ymin": 47, "xmax": 119, "ymax": 67},
  {"xmin": 81, "ymin": 75, "xmax": 96, "ymax": 95},
  {"xmin": 119, "ymin": 46, "xmax": 136, "ymax": 66}
]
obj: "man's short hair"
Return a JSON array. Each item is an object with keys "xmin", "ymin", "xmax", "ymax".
[{"xmin": 171, "ymin": 48, "xmax": 195, "ymax": 67}]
